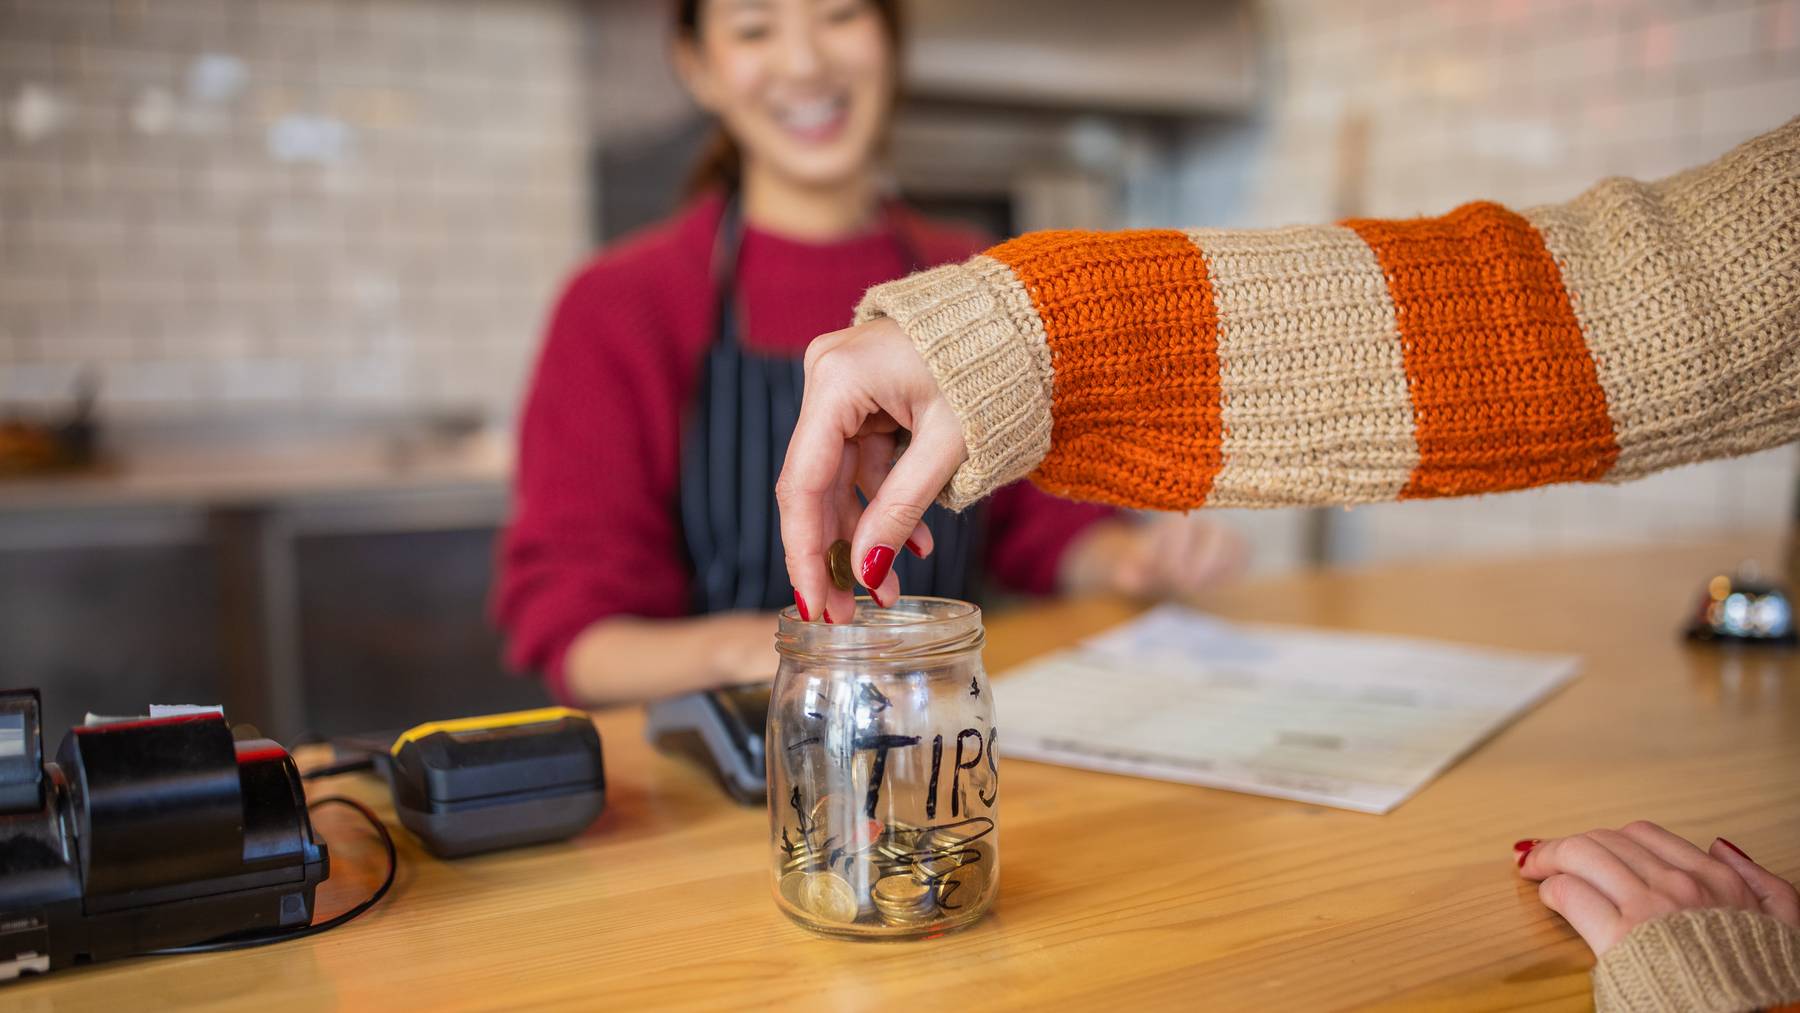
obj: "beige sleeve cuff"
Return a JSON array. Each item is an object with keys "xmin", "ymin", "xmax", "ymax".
[
  {"xmin": 1594, "ymin": 908, "xmax": 1800, "ymax": 1013},
  {"xmin": 854, "ymin": 256, "xmax": 1054, "ymax": 511}
]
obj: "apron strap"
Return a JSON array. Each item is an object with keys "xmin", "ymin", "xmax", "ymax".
[{"xmin": 679, "ymin": 194, "xmax": 979, "ymax": 614}]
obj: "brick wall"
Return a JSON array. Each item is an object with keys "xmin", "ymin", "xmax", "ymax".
[
  {"xmin": 0, "ymin": 0, "xmax": 589, "ymax": 421},
  {"xmin": 3, "ymin": 0, "xmax": 1794, "ymax": 567},
  {"xmin": 1176, "ymin": 0, "xmax": 1800, "ymax": 569}
]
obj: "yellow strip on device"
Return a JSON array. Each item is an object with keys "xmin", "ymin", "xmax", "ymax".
[{"xmin": 390, "ymin": 706, "xmax": 588, "ymax": 756}]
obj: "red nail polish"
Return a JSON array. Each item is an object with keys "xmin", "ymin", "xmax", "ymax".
[
  {"xmin": 793, "ymin": 590, "xmax": 811, "ymax": 622},
  {"xmin": 1717, "ymin": 837, "xmax": 1752, "ymax": 862},
  {"xmin": 904, "ymin": 538, "xmax": 923, "ymax": 557},
  {"xmin": 822, "ymin": 608, "xmax": 833, "ymax": 624},
  {"xmin": 860, "ymin": 545, "xmax": 896, "ymax": 590},
  {"xmin": 1514, "ymin": 839, "xmax": 1540, "ymax": 867},
  {"xmin": 870, "ymin": 586, "xmax": 889, "ymax": 609}
]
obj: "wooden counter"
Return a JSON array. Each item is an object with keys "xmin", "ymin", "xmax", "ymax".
[
  {"xmin": 0, "ymin": 426, "xmax": 510, "ymax": 512},
  {"xmin": 14, "ymin": 537, "xmax": 1798, "ymax": 1011}
]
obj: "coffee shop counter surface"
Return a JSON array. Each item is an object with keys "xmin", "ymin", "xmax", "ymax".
[{"xmin": 10, "ymin": 537, "xmax": 1797, "ymax": 1011}]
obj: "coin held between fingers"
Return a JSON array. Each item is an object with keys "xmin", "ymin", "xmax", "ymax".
[{"xmin": 827, "ymin": 539, "xmax": 855, "ymax": 591}]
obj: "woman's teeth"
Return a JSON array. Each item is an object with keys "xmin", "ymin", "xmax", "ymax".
[{"xmin": 777, "ymin": 97, "xmax": 846, "ymax": 133}]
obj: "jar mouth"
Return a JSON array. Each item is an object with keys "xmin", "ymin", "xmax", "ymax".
[{"xmin": 776, "ymin": 595, "xmax": 983, "ymax": 663}]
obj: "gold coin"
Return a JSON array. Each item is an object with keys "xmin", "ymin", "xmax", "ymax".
[
  {"xmin": 917, "ymin": 823, "xmax": 981, "ymax": 852},
  {"xmin": 827, "ymin": 539, "xmax": 854, "ymax": 591},
  {"xmin": 781, "ymin": 833, "xmax": 819, "ymax": 871},
  {"xmin": 798, "ymin": 871, "xmax": 859, "ymax": 924},
  {"xmin": 873, "ymin": 875, "xmax": 932, "ymax": 910},
  {"xmin": 808, "ymin": 793, "xmax": 839, "ymax": 833},
  {"xmin": 779, "ymin": 871, "xmax": 807, "ymax": 906},
  {"xmin": 876, "ymin": 904, "xmax": 939, "ymax": 929},
  {"xmin": 912, "ymin": 853, "xmax": 966, "ymax": 883},
  {"xmin": 883, "ymin": 826, "xmax": 924, "ymax": 852},
  {"xmin": 873, "ymin": 881, "xmax": 939, "ymax": 929},
  {"xmin": 933, "ymin": 859, "xmax": 990, "ymax": 912}
]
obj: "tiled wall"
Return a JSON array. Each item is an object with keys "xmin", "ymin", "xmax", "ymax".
[
  {"xmin": 0, "ymin": 0, "xmax": 589, "ymax": 421},
  {"xmin": 1179, "ymin": 0, "xmax": 1800, "ymax": 570},
  {"xmin": 2, "ymin": 0, "xmax": 1794, "ymax": 568}
]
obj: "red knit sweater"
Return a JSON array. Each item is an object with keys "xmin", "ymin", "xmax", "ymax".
[{"xmin": 496, "ymin": 192, "xmax": 1114, "ymax": 703}]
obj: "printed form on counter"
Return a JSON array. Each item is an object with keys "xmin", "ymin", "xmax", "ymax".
[{"xmin": 996, "ymin": 605, "xmax": 1581, "ymax": 814}]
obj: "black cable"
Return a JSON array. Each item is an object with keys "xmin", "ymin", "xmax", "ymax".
[
  {"xmin": 147, "ymin": 796, "xmax": 397, "ymax": 956},
  {"xmin": 300, "ymin": 756, "xmax": 376, "ymax": 780}
]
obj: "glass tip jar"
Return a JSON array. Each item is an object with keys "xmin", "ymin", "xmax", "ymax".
[{"xmin": 768, "ymin": 596, "xmax": 999, "ymax": 939}]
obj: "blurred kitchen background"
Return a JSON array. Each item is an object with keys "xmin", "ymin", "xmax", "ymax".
[{"xmin": 2, "ymin": 0, "xmax": 1797, "ymax": 737}]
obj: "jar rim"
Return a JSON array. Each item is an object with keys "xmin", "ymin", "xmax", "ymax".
[{"xmin": 776, "ymin": 595, "xmax": 983, "ymax": 664}]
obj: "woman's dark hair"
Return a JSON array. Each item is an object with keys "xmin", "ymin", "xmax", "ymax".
[{"xmin": 674, "ymin": 0, "xmax": 904, "ymax": 198}]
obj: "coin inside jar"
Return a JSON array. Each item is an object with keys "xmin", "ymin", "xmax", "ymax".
[
  {"xmin": 872, "ymin": 875, "xmax": 932, "ymax": 909},
  {"xmin": 807, "ymin": 794, "xmax": 836, "ymax": 832},
  {"xmin": 826, "ymin": 539, "xmax": 855, "ymax": 591},
  {"xmin": 932, "ymin": 855, "xmax": 990, "ymax": 912},
  {"xmin": 779, "ymin": 871, "xmax": 807, "ymax": 906},
  {"xmin": 916, "ymin": 822, "xmax": 982, "ymax": 853},
  {"xmin": 798, "ymin": 871, "xmax": 859, "ymax": 924},
  {"xmin": 872, "ymin": 874, "xmax": 936, "ymax": 927},
  {"xmin": 912, "ymin": 853, "xmax": 965, "ymax": 884}
]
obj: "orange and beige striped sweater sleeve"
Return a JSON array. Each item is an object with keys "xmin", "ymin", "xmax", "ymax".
[{"xmin": 855, "ymin": 117, "xmax": 1800, "ymax": 513}]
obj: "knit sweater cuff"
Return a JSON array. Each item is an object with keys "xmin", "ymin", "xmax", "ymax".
[
  {"xmin": 1593, "ymin": 909, "xmax": 1800, "ymax": 1013},
  {"xmin": 855, "ymin": 256, "xmax": 1054, "ymax": 511}
]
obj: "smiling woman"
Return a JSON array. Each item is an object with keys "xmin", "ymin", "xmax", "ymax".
[
  {"xmin": 673, "ymin": 0, "xmax": 903, "ymax": 235},
  {"xmin": 494, "ymin": 0, "xmax": 1238, "ymax": 709}
]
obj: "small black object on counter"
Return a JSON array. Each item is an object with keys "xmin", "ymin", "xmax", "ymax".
[
  {"xmin": 381, "ymin": 708, "xmax": 607, "ymax": 858},
  {"xmin": 1685, "ymin": 568, "xmax": 1796, "ymax": 646}
]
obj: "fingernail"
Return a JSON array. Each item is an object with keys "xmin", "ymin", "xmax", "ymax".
[
  {"xmin": 870, "ymin": 586, "xmax": 889, "ymax": 608},
  {"xmin": 822, "ymin": 608, "xmax": 833, "ymax": 624},
  {"xmin": 860, "ymin": 545, "xmax": 896, "ymax": 590},
  {"xmin": 793, "ymin": 590, "xmax": 811, "ymax": 622},
  {"xmin": 1717, "ymin": 837, "xmax": 1752, "ymax": 862},
  {"xmin": 1513, "ymin": 839, "xmax": 1540, "ymax": 867},
  {"xmin": 904, "ymin": 537, "xmax": 924, "ymax": 557}
]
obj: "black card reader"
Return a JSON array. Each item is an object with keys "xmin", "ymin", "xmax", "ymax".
[
  {"xmin": 382, "ymin": 707, "xmax": 606, "ymax": 858},
  {"xmin": 643, "ymin": 685, "xmax": 769, "ymax": 805}
]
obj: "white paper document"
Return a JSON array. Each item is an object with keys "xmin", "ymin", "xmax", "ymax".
[{"xmin": 997, "ymin": 605, "xmax": 1580, "ymax": 814}]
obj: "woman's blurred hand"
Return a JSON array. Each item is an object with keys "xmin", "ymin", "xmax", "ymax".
[
  {"xmin": 565, "ymin": 611, "xmax": 779, "ymax": 706},
  {"xmin": 704, "ymin": 611, "xmax": 787, "ymax": 686},
  {"xmin": 777, "ymin": 317, "xmax": 963, "ymax": 622},
  {"xmin": 1059, "ymin": 514, "xmax": 1247, "ymax": 599},
  {"xmin": 1516, "ymin": 821, "xmax": 1800, "ymax": 956}
]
